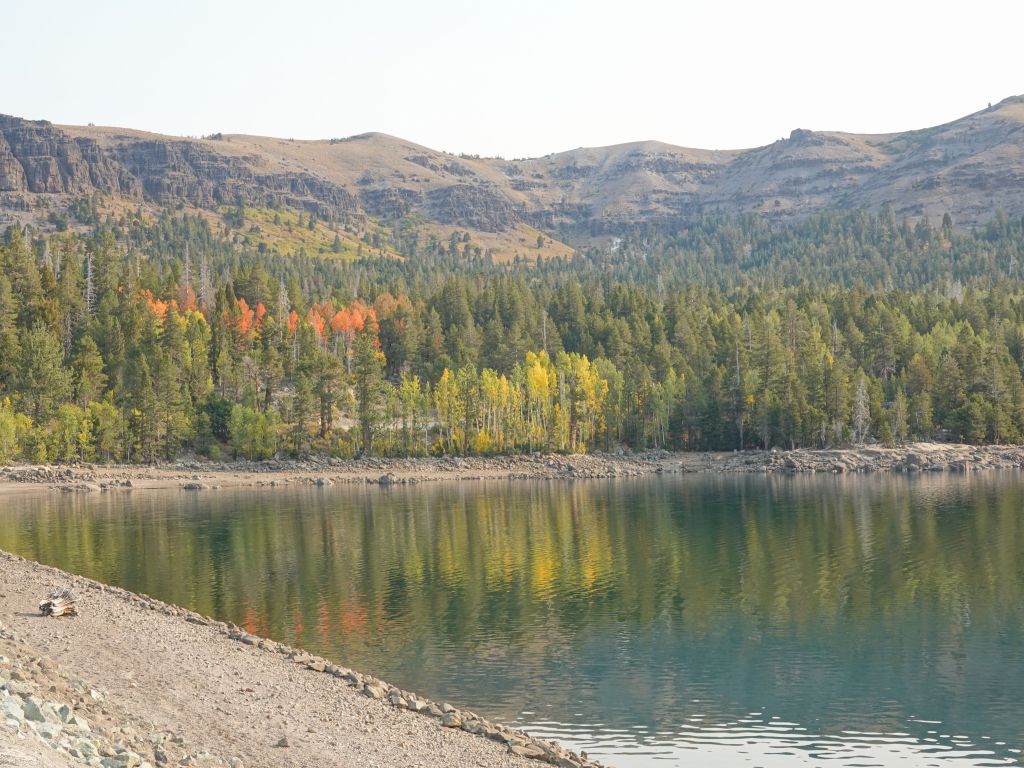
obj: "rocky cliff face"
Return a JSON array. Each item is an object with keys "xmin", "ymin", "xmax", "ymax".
[
  {"xmin": 0, "ymin": 115, "xmax": 130, "ymax": 195},
  {"xmin": 112, "ymin": 140, "xmax": 358, "ymax": 217},
  {"xmin": 426, "ymin": 183, "xmax": 519, "ymax": 231},
  {"xmin": 4, "ymin": 97, "xmax": 1024, "ymax": 238},
  {"xmin": 0, "ymin": 117, "xmax": 358, "ymax": 220}
]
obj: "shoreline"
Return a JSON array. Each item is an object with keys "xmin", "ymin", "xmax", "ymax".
[
  {"xmin": 2, "ymin": 443, "xmax": 1024, "ymax": 496},
  {"xmin": 0, "ymin": 550, "xmax": 601, "ymax": 768}
]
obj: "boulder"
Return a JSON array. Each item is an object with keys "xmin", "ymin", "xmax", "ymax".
[
  {"xmin": 20, "ymin": 696, "xmax": 47, "ymax": 722},
  {"xmin": 509, "ymin": 743, "xmax": 546, "ymax": 759},
  {"xmin": 362, "ymin": 683, "xmax": 385, "ymax": 699},
  {"xmin": 440, "ymin": 712, "xmax": 463, "ymax": 728}
]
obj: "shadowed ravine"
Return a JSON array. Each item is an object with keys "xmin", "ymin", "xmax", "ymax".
[{"xmin": 1, "ymin": 474, "xmax": 1021, "ymax": 767}]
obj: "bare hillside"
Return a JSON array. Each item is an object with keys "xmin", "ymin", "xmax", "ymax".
[{"xmin": 3, "ymin": 96, "xmax": 1024, "ymax": 245}]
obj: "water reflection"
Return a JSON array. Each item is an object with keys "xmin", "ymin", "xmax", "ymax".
[{"xmin": 1, "ymin": 473, "xmax": 1021, "ymax": 766}]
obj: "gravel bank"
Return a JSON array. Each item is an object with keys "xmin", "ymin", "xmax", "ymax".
[
  {"xmin": 0, "ymin": 552, "xmax": 602, "ymax": 768},
  {"xmin": 0, "ymin": 452, "xmax": 681, "ymax": 495},
  {"xmin": 2, "ymin": 443, "xmax": 1024, "ymax": 496},
  {"xmin": 714, "ymin": 442, "xmax": 1024, "ymax": 474}
]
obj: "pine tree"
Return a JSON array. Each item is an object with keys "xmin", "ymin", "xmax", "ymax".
[
  {"xmin": 125, "ymin": 352, "xmax": 159, "ymax": 462},
  {"xmin": 71, "ymin": 336, "xmax": 107, "ymax": 407},
  {"xmin": 0, "ymin": 275, "xmax": 20, "ymax": 395},
  {"xmin": 2, "ymin": 226, "xmax": 42, "ymax": 327},
  {"xmin": 308, "ymin": 349, "xmax": 345, "ymax": 439},
  {"xmin": 199, "ymin": 255, "xmax": 214, "ymax": 311},
  {"xmin": 351, "ymin": 327, "xmax": 385, "ymax": 455},
  {"xmin": 16, "ymin": 323, "xmax": 72, "ymax": 422},
  {"xmin": 288, "ymin": 374, "xmax": 315, "ymax": 454}
]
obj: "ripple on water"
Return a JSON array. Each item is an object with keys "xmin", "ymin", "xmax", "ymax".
[
  {"xmin": 1, "ymin": 474, "xmax": 1022, "ymax": 768},
  {"xmin": 522, "ymin": 713, "xmax": 1021, "ymax": 768}
]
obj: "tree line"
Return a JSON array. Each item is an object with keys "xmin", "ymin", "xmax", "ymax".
[{"xmin": 4, "ymin": 204, "xmax": 1024, "ymax": 463}]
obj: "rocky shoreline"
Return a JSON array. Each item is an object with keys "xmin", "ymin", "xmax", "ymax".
[
  {"xmin": 716, "ymin": 442, "xmax": 1024, "ymax": 474},
  {"xmin": 0, "ymin": 551, "xmax": 602, "ymax": 768},
  {"xmin": 1, "ymin": 616, "xmax": 217, "ymax": 768},
  {"xmin": 2, "ymin": 443, "xmax": 1024, "ymax": 495}
]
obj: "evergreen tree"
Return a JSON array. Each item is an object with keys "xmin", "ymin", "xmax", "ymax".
[
  {"xmin": 0, "ymin": 275, "xmax": 20, "ymax": 395},
  {"xmin": 71, "ymin": 336, "xmax": 107, "ymax": 407},
  {"xmin": 16, "ymin": 324, "xmax": 72, "ymax": 423},
  {"xmin": 351, "ymin": 326, "xmax": 385, "ymax": 455}
]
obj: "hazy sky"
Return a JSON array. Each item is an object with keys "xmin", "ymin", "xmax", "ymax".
[{"xmin": 4, "ymin": 0, "xmax": 1022, "ymax": 158}]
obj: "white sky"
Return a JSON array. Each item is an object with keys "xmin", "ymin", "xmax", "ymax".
[{"xmin": 3, "ymin": 0, "xmax": 1022, "ymax": 158}]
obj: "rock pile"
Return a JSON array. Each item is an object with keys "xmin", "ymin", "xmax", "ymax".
[
  {"xmin": 1, "ymin": 466, "xmax": 93, "ymax": 485},
  {"xmin": 0, "ymin": 465, "xmax": 132, "ymax": 493}
]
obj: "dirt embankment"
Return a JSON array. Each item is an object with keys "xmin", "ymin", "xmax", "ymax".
[
  {"xmin": 1, "ymin": 444, "xmax": 1022, "ymax": 496},
  {"xmin": 0, "ymin": 551, "xmax": 602, "ymax": 768}
]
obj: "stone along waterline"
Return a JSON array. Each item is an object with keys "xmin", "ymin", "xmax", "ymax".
[{"xmin": 0, "ymin": 474, "xmax": 1021, "ymax": 767}]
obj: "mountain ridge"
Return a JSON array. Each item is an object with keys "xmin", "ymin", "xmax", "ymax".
[{"xmin": 3, "ymin": 96, "xmax": 1024, "ymax": 248}]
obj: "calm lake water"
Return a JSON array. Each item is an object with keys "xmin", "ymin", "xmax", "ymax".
[{"xmin": 1, "ymin": 474, "xmax": 1022, "ymax": 767}]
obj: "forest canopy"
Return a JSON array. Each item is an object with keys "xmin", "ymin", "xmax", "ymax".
[{"xmin": 3, "ymin": 201, "xmax": 1024, "ymax": 463}]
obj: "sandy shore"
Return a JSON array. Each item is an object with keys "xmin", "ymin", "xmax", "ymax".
[
  {"xmin": 0, "ymin": 551, "xmax": 601, "ymax": 768},
  {"xmin": 2, "ymin": 443, "xmax": 1024, "ymax": 497}
]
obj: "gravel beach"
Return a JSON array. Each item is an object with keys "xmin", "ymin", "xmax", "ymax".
[{"xmin": 0, "ymin": 552, "xmax": 596, "ymax": 768}]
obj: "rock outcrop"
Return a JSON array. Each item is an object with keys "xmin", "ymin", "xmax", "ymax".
[
  {"xmin": 0, "ymin": 116, "xmax": 132, "ymax": 196},
  {"xmin": 0, "ymin": 116, "xmax": 358, "ymax": 221},
  {"xmin": 113, "ymin": 139, "xmax": 358, "ymax": 217},
  {"xmin": 426, "ymin": 183, "xmax": 519, "ymax": 232}
]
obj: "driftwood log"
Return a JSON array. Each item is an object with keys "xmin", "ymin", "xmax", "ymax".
[{"xmin": 39, "ymin": 588, "xmax": 77, "ymax": 617}]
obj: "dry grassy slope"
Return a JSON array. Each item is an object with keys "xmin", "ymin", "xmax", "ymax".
[
  {"xmin": 59, "ymin": 127, "xmax": 577, "ymax": 260},
  {"xmin": 503, "ymin": 96, "xmax": 1024, "ymax": 228},
  {"xmin": 57, "ymin": 125, "xmax": 523, "ymax": 214},
  {"xmin": 15, "ymin": 94, "xmax": 1024, "ymax": 246},
  {"xmin": 846, "ymin": 98, "xmax": 1024, "ymax": 222}
]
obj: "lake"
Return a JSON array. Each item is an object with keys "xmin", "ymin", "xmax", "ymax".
[{"xmin": 1, "ymin": 473, "xmax": 1021, "ymax": 767}]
